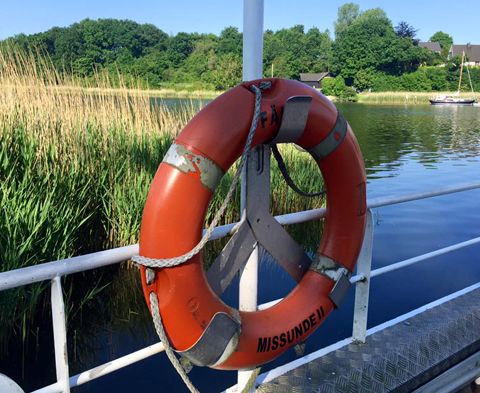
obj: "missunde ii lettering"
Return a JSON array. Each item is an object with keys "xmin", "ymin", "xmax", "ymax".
[{"xmin": 257, "ymin": 306, "xmax": 325, "ymax": 352}]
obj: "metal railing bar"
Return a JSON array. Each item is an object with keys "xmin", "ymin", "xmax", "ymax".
[
  {"xmin": 0, "ymin": 245, "xmax": 139, "ymax": 292},
  {"xmin": 258, "ymin": 273, "xmax": 365, "ymax": 310},
  {"xmin": 0, "ymin": 221, "xmax": 241, "ymax": 292},
  {"xmin": 259, "ymin": 235, "xmax": 480, "ymax": 310},
  {"xmin": 69, "ymin": 342, "xmax": 164, "ymax": 388},
  {"xmin": 31, "ymin": 343, "xmax": 165, "ymax": 393},
  {"xmin": 369, "ymin": 236, "xmax": 480, "ymax": 278},
  {"xmin": 2, "ymin": 181, "xmax": 479, "ymax": 292},
  {"xmin": 367, "ymin": 181, "xmax": 480, "ymax": 209},
  {"xmin": 276, "ymin": 180, "xmax": 480, "ymax": 226},
  {"xmin": 30, "ymin": 382, "xmax": 62, "ymax": 393}
]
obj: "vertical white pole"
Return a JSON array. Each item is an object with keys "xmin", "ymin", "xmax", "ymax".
[
  {"xmin": 242, "ymin": 0, "xmax": 264, "ymax": 81},
  {"xmin": 352, "ymin": 209, "xmax": 374, "ymax": 343},
  {"xmin": 238, "ymin": 0, "xmax": 264, "ymax": 391},
  {"xmin": 51, "ymin": 277, "xmax": 70, "ymax": 393},
  {"xmin": 239, "ymin": 0, "xmax": 264, "ymax": 313}
]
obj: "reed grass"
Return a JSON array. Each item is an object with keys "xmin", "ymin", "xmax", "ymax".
[
  {"xmin": 358, "ymin": 91, "xmax": 480, "ymax": 104},
  {"xmin": 0, "ymin": 46, "xmax": 325, "ymax": 351}
]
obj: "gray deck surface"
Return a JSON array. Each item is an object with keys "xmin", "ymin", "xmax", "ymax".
[{"xmin": 257, "ymin": 287, "xmax": 480, "ymax": 393}]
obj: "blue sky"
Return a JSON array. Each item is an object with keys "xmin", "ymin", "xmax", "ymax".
[{"xmin": 0, "ymin": 0, "xmax": 478, "ymax": 44}]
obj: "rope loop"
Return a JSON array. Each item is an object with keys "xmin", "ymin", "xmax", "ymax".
[{"xmin": 133, "ymin": 82, "xmax": 267, "ymax": 269}]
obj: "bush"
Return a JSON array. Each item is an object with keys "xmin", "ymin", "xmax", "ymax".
[
  {"xmin": 372, "ymin": 73, "xmax": 403, "ymax": 91},
  {"xmin": 370, "ymin": 66, "xmax": 480, "ymax": 93},
  {"xmin": 354, "ymin": 68, "xmax": 376, "ymax": 91},
  {"xmin": 322, "ymin": 75, "xmax": 357, "ymax": 101},
  {"xmin": 423, "ymin": 67, "xmax": 448, "ymax": 91},
  {"xmin": 399, "ymin": 70, "xmax": 432, "ymax": 91},
  {"xmin": 321, "ymin": 76, "xmax": 341, "ymax": 96}
]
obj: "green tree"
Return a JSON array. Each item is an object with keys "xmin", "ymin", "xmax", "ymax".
[
  {"xmin": 166, "ymin": 32, "xmax": 195, "ymax": 67},
  {"xmin": 334, "ymin": 3, "xmax": 360, "ymax": 37},
  {"xmin": 217, "ymin": 27, "xmax": 242, "ymax": 57},
  {"xmin": 131, "ymin": 51, "xmax": 171, "ymax": 87},
  {"xmin": 332, "ymin": 8, "xmax": 395, "ymax": 83},
  {"xmin": 332, "ymin": 5, "xmax": 426, "ymax": 86},
  {"xmin": 304, "ymin": 27, "xmax": 332, "ymax": 72},
  {"xmin": 211, "ymin": 53, "xmax": 242, "ymax": 90},
  {"xmin": 263, "ymin": 25, "xmax": 331, "ymax": 79},
  {"xmin": 429, "ymin": 31, "xmax": 453, "ymax": 58},
  {"xmin": 395, "ymin": 21, "xmax": 418, "ymax": 42},
  {"xmin": 175, "ymin": 35, "xmax": 217, "ymax": 87}
]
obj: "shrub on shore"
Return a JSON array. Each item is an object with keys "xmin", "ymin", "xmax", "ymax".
[
  {"xmin": 322, "ymin": 76, "xmax": 358, "ymax": 102},
  {"xmin": 370, "ymin": 66, "xmax": 480, "ymax": 92}
]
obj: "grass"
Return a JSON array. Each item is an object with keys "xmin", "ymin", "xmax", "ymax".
[
  {"xmin": 0, "ymin": 46, "xmax": 325, "ymax": 352},
  {"xmin": 358, "ymin": 91, "xmax": 480, "ymax": 104}
]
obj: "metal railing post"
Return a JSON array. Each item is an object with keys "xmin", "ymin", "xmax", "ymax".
[
  {"xmin": 238, "ymin": 0, "xmax": 264, "ymax": 390},
  {"xmin": 352, "ymin": 209, "xmax": 374, "ymax": 343},
  {"xmin": 51, "ymin": 277, "xmax": 70, "ymax": 393}
]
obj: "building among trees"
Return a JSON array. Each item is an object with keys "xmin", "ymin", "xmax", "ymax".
[
  {"xmin": 418, "ymin": 42, "xmax": 441, "ymax": 54},
  {"xmin": 449, "ymin": 44, "xmax": 480, "ymax": 66},
  {"xmin": 299, "ymin": 72, "xmax": 329, "ymax": 88}
]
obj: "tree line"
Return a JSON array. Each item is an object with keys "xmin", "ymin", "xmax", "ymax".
[{"xmin": 2, "ymin": 3, "xmax": 478, "ymax": 93}]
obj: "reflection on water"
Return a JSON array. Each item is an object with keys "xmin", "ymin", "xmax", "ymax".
[
  {"xmin": 2, "ymin": 103, "xmax": 480, "ymax": 392},
  {"xmin": 346, "ymin": 104, "xmax": 480, "ymax": 178}
]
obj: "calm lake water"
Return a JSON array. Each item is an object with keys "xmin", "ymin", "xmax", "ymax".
[{"xmin": 3, "ymin": 102, "xmax": 480, "ymax": 392}]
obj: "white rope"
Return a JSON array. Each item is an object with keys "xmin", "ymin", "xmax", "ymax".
[
  {"xmin": 133, "ymin": 82, "xmax": 267, "ymax": 268},
  {"xmin": 151, "ymin": 291, "xmax": 260, "ymax": 393},
  {"xmin": 149, "ymin": 292, "xmax": 200, "ymax": 393},
  {"xmin": 466, "ymin": 63, "xmax": 475, "ymax": 94}
]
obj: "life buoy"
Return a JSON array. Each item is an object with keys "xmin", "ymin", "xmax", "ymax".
[{"xmin": 138, "ymin": 78, "xmax": 366, "ymax": 370}]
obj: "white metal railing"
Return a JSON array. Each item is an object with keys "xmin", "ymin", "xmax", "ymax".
[{"xmin": 0, "ymin": 181, "xmax": 479, "ymax": 393}]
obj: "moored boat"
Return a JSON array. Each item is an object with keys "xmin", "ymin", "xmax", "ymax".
[
  {"xmin": 429, "ymin": 96, "xmax": 476, "ymax": 105},
  {"xmin": 430, "ymin": 51, "xmax": 477, "ymax": 105}
]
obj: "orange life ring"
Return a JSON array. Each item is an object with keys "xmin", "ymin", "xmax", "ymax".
[{"xmin": 138, "ymin": 78, "xmax": 366, "ymax": 370}]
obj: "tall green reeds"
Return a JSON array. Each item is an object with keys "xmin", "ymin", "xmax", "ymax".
[
  {"xmin": 0, "ymin": 47, "xmax": 181, "ymax": 349},
  {"xmin": 0, "ymin": 46, "xmax": 325, "ymax": 352}
]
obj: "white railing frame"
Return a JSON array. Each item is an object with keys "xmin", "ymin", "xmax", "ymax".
[{"xmin": 0, "ymin": 181, "xmax": 479, "ymax": 393}]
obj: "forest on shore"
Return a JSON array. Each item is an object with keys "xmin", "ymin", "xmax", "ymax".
[{"xmin": 1, "ymin": 3, "xmax": 479, "ymax": 98}]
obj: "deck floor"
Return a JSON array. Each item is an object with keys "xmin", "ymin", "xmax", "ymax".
[{"xmin": 257, "ymin": 287, "xmax": 480, "ymax": 393}]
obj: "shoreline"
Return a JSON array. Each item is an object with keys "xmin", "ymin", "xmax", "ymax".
[
  {"xmin": 356, "ymin": 91, "xmax": 480, "ymax": 105},
  {"xmin": 6, "ymin": 83, "xmax": 480, "ymax": 104}
]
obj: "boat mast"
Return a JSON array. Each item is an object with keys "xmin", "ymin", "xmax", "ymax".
[
  {"xmin": 466, "ymin": 57, "xmax": 475, "ymax": 94},
  {"xmin": 457, "ymin": 50, "xmax": 465, "ymax": 93}
]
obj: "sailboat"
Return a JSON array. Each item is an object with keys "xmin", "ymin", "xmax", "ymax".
[{"xmin": 430, "ymin": 51, "xmax": 477, "ymax": 105}]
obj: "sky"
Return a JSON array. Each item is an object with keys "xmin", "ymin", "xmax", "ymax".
[{"xmin": 0, "ymin": 0, "xmax": 478, "ymax": 44}]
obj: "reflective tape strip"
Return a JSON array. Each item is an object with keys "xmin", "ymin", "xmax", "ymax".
[
  {"xmin": 310, "ymin": 254, "xmax": 351, "ymax": 308},
  {"xmin": 308, "ymin": 112, "xmax": 348, "ymax": 161},
  {"xmin": 177, "ymin": 312, "xmax": 240, "ymax": 367},
  {"xmin": 270, "ymin": 96, "xmax": 312, "ymax": 144},
  {"xmin": 162, "ymin": 143, "xmax": 224, "ymax": 192}
]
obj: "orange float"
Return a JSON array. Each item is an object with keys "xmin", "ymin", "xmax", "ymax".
[{"xmin": 138, "ymin": 78, "xmax": 366, "ymax": 370}]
